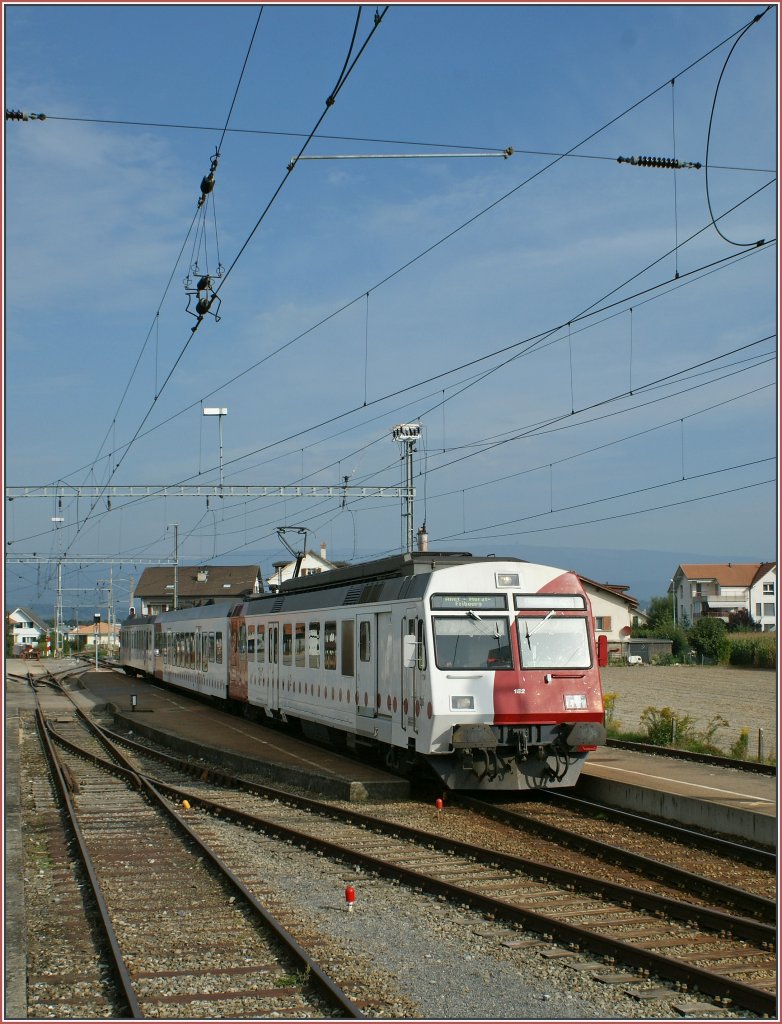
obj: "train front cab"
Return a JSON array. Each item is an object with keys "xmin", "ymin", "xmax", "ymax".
[{"xmin": 422, "ymin": 577, "xmax": 606, "ymax": 791}]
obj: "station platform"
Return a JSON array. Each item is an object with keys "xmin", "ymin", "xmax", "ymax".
[
  {"xmin": 578, "ymin": 746, "xmax": 777, "ymax": 847},
  {"xmin": 69, "ymin": 667, "xmax": 410, "ymax": 801}
]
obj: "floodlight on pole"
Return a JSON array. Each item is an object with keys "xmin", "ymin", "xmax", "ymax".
[{"xmin": 203, "ymin": 407, "xmax": 228, "ymax": 495}]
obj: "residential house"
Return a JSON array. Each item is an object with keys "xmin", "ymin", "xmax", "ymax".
[
  {"xmin": 133, "ymin": 565, "xmax": 263, "ymax": 615},
  {"xmin": 578, "ymin": 577, "xmax": 646, "ymax": 661},
  {"xmin": 670, "ymin": 563, "xmax": 777, "ymax": 631},
  {"xmin": 68, "ymin": 622, "xmax": 121, "ymax": 650},
  {"xmin": 7, "ymin": 607, "xmax": 50, "ymax": 655},
  {"xmin": 266, "ymin": 542, "xmax": 345, "ymax": 591}
]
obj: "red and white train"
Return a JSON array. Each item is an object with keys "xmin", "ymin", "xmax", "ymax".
[{"xmin": 119, "ymin": 551, "xmax": 606, "ymax": 790}]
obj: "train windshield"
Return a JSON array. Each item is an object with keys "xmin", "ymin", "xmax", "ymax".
[
  {"xmin": 518, "ymin": 614, "xmax": 591, "ymax": 669},
  {"xmin": 433, "ymin": 615, "xmax": 512, "ymax": 670}
]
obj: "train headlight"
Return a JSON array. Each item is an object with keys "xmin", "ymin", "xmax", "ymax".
[{"xmin": 450, "ymin": 695, "xmax": 475, "ymax": 710}]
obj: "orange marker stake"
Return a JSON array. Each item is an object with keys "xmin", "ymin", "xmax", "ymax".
[{"xmin": 345, "ymin": 884, "xmax": 356, "ymax": 912}]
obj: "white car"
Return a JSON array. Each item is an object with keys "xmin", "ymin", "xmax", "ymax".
[{"xmin": 626, "ymin": 655, "xmax": 643, "ymax": 666}]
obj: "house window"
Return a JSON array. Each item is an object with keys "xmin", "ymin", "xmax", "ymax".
[
  {"xmin": 763, "ymin": 582, "xmax": 775, "ymax": 595},
  {"xmin": 756, "ymin": 603, "xmax": 762, "ymax": 617},
  {"xmin": 595, "ymin": 616, "xmax": 612, "ymax": 631},
  {"xmin": 763, "ymin": 603, "xmax": 775, "ymax": 616}
]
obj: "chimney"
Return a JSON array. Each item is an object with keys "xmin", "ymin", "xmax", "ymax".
[
  {"xmin": 320, "ymin": 541, "xmax": 327, "ymax": 561},
  {"xmin": 417, "ymin": 522, "xmax": 429, "ymax": 552}
]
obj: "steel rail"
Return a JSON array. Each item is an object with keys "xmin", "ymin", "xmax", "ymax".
[
  {"xmin": 41, "ymin": 712, "xmax": 365, "ymax": 1019},
  {"xmin": 142, "ymin": 780, "xmax": 779, "ymax": 1018},
  {"xmin": 33, "ymin": 708, "xmax": 144, "ymax": 1018},
  {"xmin": 453, "ymin": 794, "xmax": 775, "ymax": 923},
  {"xmin": 542, "ymin": 790, "xmax": 776, "ymax": 866},
  {"xmin": 47, "ymin": 715, "xmax": 777, "ymax": 1016},
  {"xmin": 73, "ymin": 712, "xmax": 777, "ymax": 935},
  {"xmin": 606, "ymin": 737, "xmax": 776, "ymax": 776}
]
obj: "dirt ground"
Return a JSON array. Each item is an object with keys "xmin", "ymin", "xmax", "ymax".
[{"xmin": 600, "ymin": 665, "xmax": 778, "ymax": 759}]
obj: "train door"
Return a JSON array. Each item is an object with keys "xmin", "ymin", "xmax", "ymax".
[
  {"xmin": 401, "ymin": 610, "xmax": 419, "ymax": 735},
  {"xmin": 267, "ymin": 622, "xmax": 280, "ymax": 710},
  {"xmin": 228, "ymin": 611, "xmax": 248, "ymax": 702},
  {"xmin": 356, "ymin": 612, "xmax": 391, "ymax": 718}
]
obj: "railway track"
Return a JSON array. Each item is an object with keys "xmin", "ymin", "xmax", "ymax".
[
  {"xmin": 30, "ymin": 696, "xmax": 365, "ymax": 1019},
  {"xmin": 41, "ymin": 692, "xmax": 777, "ymax": 1017}
]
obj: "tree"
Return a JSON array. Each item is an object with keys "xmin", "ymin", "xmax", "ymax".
[
  {"xmin": 727, "ymin": 608, "xmax": 758, "ymax": 632},
  {"xmin": 689, "ymin": 616, "xmax": 730, "ymax": 663},
  {"xmin": 645, "ymin": 595, "xmax": 675, "ymax": 632}
]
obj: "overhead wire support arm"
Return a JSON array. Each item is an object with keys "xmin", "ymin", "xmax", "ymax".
[
  {"xmin": 287, "ymin": 148, "xmax": 514, "ymax": 170},
  {"xmin": 5, "ymin": 483, "xmax": 415, "ymax": 500}
]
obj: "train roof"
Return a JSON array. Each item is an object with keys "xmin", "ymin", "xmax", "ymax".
[{"xmin": 255, "ymin": 551, "xmax": 525, "ymax": 600}]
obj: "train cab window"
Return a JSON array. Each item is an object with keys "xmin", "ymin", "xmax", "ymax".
[
  {"xmin": 517, "ymin": 615, "xmax": 591, "ymax": 669},
  {"xmin": 256, "ymin": 625, "xmax": 265, "ymax": 663},
  {"xmin": 432, "ymin": 616, "xmax": 512, "ymax": 670},
  {"xmin": 308, "ymin": 622, "xmax": 320, "ymax": 668},
  {"xmin": 341, "ymin": 620, "xmax": 355, "ymax": 677},
  {"xmin": 282, "ymin": 623, "xmax": 293, "ymax": 666},
  {"xmin": 324, "ymin": 622, "xmax": 337, "ymax": 671},
  {"xmin": 215, "ymin": 631, "xmax": 223, "ymax": 664},
  {"xmin": 359, "ymin": 621, "xmax": 371, "ymax": 662},
  {"xmin": 295, "ymin": 623, "xmax": 306, "ymax": 667}
]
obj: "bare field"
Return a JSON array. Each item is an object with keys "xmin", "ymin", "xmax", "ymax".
[{"xmin": 601, "ymin": 665, "xmax": 778, "ymax": 758}]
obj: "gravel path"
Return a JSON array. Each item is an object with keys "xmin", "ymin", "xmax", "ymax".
[{"xmin": 601, "ymin": 666, "xmax": 777, "ymax": 758}]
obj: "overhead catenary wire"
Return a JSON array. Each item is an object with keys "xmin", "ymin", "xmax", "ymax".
[
  {"xmin": 57, "ymin": 7, "xmax": 388, "ymax": 557},
  {"xmin": 32, "ymin": 7, "xmax": 773, "ymax": 498},
  {"xmin": 13, "ymin": 4, "xmax": 777, "ymax": 577}
]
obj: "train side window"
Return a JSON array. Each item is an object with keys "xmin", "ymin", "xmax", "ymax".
[
  {"xmin": 359, "ymin": 621, "xmax": 371, "ymax": 662},
  {"xmin": 257, "ymin": 625, "xmax": 265, "ymax": 663},
  {"xmin": 239, "ymin": 624, "xmax": 247, "ymax": 656},
  {"xmin": 308, "ymin": 622, "xmax": 320, "ymax": 668},
  {"xmin": 208, "ymin": 632, "xmax": 215, "ymax": 662},
  {"xmin": 215, "ymin": 631, "xmax": 223, "ymax": 664},
  {"xmin": 201, "ymin": 635, "xmax": 208, "ymax": 672},
  {"xmin": 324, "ymin": 622, "xmax": 337, "ymax": 670},
  {"xmin": 282, "ymin": 623, "xmax": 293, "ymax": 666},
  {"xmin": 295, "ymin": 623, "xmax": 306, "ymax": 667},
  {"xmin": 341, "ymin": 620, "xmax": 355, "ymax": 677},
  {"xmin": 416, "ymin": 619, "xmax": 427, "ymax": 671},
  {"xmin": 248, "ymin": 624, "xmax": 255, "ymax": 659}
]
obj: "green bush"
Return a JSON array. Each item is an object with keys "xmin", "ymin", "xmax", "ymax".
[{"xmin": 689, "ymin": 617, "xmax": 730, "ymax": 664}]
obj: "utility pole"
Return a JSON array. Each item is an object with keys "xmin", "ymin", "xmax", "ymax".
[
  {"xmin": 168, "ymin": 524, "xmax": 179, "ymax": 610},
  {"xmin": 393, "ymin": 423, "xmax": 420, "ymax": 554}
]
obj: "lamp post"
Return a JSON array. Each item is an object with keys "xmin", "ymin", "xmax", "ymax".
[
  {"xmin": 93, "ymin": 613, "xmax": 101, "ymax": 671},
  {"xmin": 203, "ymin": 407, "xmax": 228, "ymax": 496}
]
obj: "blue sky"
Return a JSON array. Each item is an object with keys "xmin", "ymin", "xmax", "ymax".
[{"xmin": 3, "ymin": 2, "xmax": 778, "ymax": 617}]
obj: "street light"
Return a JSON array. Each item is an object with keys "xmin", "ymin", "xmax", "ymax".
[
  {"xmin": 203, "ymin": 407, "xmax": 228, "ymax": 495},
  {"xmin": 93, "ymin": 613, "xmax": 101, "ymax": 671}
]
